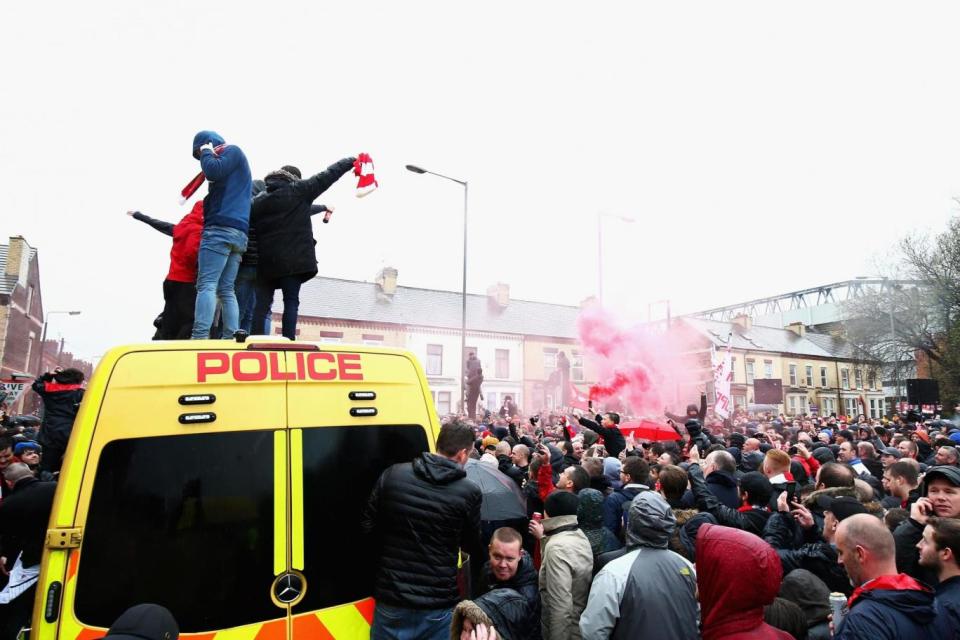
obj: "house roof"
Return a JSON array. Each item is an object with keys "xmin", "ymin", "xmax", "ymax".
[
  {"xmin": 0, "ymin": 243, "xmax": 37, "ymax": 296},
  {"xmin": 682, "ymin": 317, "xmax": 860, "ymax": 360},
  {"xmin": 297, "ymin": 276, "xmax": 582, "ymax": 339}
]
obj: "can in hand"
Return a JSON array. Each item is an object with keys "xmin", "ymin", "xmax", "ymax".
[
  {"xmin": 829, "ymin": 592, "xmax": 848, "ymax": 630},
  {"xmin": 532, "ymin": 512, "xmax": 543, "ymax": 522}
]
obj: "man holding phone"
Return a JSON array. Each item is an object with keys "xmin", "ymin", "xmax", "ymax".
[{"xmin": 894, "ymin": 466, "xmax": 960, "ymax": 586}]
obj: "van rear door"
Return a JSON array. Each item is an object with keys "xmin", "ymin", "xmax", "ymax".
[
  {"xmin": 41, "ymin": 345, "xmax": 292, "ymax": 639},
  {"xmin": 285, "ymin": 348, "xmax": 438, "ymax": 638}
]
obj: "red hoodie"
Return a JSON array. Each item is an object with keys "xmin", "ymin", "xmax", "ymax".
[
  {"xmin": 697, "ymin": 524, "xmax": 793, "ymax": 640},
  {"xmin": 167, "ymin": 201, "xmax": 204, "ymax": 283}
]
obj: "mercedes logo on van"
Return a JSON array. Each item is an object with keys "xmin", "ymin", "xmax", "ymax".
[{"xmin": 271, "ymin": 571, "xmax": 307, "ymax": 607}]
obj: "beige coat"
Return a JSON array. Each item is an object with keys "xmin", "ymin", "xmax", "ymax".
[{"xmin": 539, "ymin": 514, "xmax": 594, "ymax": 640}]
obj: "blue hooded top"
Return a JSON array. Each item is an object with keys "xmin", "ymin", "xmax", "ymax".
[{"xmin": 192, "ymin": 130, "xmax": 252, "ymax": 234}]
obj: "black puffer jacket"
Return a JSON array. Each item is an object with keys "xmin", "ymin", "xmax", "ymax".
[
  {"xmin": 762, "ymin": 511, "xmax": 853, "ymax": 596},
  {"xmin": 0, "ymin": 477, "xmax": 57, "ymax": 567},
  {"xmin": 251, "ymin": 157, "xmax": 355, "ymax": 283},
  {"xmin": 475, "ymin": 588, "xmax": 540, "ymax": 640},
  {"xmin": 32, "ymin": 374, "xmax": 84, "ymax": 450},
  {"xmin": 480, "ymin": 552, "xmax": 540, "ymax": 637},
  {"xmin": 360, "ymin": 452, "xmax": 482, "ymax": 609}
]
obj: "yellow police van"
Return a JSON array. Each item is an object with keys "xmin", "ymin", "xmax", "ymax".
[{"xmin": 30, "ymin": 339, "xmax": 441, "ymax": 639}]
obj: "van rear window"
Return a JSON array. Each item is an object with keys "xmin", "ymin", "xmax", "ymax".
[
  {"xmin": 292, "ymin": 424, "xmax": 428, "ymax": 615},
  {"xmin": 75, "ymin": 430, "xmax": 278, "ymax": 632}
]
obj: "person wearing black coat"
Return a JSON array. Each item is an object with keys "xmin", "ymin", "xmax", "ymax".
[
  {"xmin": 479, "ymin": 551, "xmax": 541, "ymax": 639},
  {"xmin": 577, "ymin": 412, "xmax": 626, "ymax": 459},
  {"xmin": 0, "ymin": 464, "xmax": 57, "ymax": 639},
  {"xmin": 250, "ymin": 159, "xmax": 355, "ymax": 340},
  {"xmin": 31, "ymin": 368, "xmax": 84, "ymax": 474},
  {"xmin": 687, "ymin": 461, "xmax": 773, "ymax": 537},
  {"xmin": 360, "ymin": 423, "xmax": 481, "ymax": 639}
]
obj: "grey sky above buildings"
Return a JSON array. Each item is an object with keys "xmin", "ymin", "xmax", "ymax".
[{"xmin": 3, "ymin": 1, "xmax": 960, "ymax": 362}]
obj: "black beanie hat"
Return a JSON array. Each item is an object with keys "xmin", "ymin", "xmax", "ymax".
[
  {"xmin": 281, "ymin": 165, "xmax": 301, "ymax": 179},
  {"xmin": 545, "ymin": 491, "xmax": 580, "ymax": 518}
]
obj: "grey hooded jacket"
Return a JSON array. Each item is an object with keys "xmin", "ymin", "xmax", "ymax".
[{"xmin": 580, "ymin": 492, "xmax": 700, "ymax": 639}]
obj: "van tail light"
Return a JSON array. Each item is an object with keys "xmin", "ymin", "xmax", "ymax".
[{"xmin": 246, "ymin": 343, "xmax": 320, "ymax": 352}]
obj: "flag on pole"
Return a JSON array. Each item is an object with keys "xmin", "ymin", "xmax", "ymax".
[
  {"xmin": 713, "ymin": 335, "xmax": 733, "ymax": 419},
  {"xmin": 569, "ymin": 382, "xmax": 591, "ymax": 411}
]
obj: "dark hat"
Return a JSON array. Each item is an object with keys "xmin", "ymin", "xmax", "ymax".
[
  {"xmin": 280, "ymin": 165, "xmax": 301, "ymax": 179},
  {"xmin": 685, "ymin": 419, "xmax": 702, "ymax": 434},
  {"xmin": 922, "ymin": 466, "xmax": 960, "ymax": 495},
  {"xmin": 740, "ymin": 451, "xmax": 764, "ymax": 473},
  {"xmin": 545, "ymin": 491, "xmax": 580, "ymax": 518},
  {"xmin": 816, "ymin": 495, "xmax": 868, "ymax": 522},
  {"xmin": 729, "ymin": 433, "xmax": 746, "ymax": 448},
  {"xmin": 740, "ymin": 472, "xmax": 773, "ymax": 506},
  {"xmin": 13, "ymin": 441, "xmax": 40, "ymax": 456},
  {"xmin": 811, "ymin": 446, "xmax": 836, "ymax": 465},
  {"xmin": 880, "ymin": 447, "xmax": 902, "ymax": 459},
  {"xmin": 103, "ymin": 604, "xmax": 178, "ymax": 640},
  {"xmin": 837, "ymin": 430, "xmax": 854, "ymax": 442}
]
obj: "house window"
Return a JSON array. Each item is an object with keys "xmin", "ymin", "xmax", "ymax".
[
  {"xmin": 572, "ymin": 350, "xmax": 584, "ymax": 382},
  {"xmin": 764, "ymin": 360, "xmax": 773, "ymax": 379},
  {"xmin": 805, "ymin": 366, "xmax": 813, "ymax": 387},
  {"xmin": 437, "ymin": 391, "xmax": 451, "ymax": 415},
  {"xmin": 733, "ymin": 395, "xmax": 746, "ymax": 409},
  {"xmin": 868, "ymin": 371, "xmax": 876, "ymax": 389},
  {"xmin": 821, "ymin": 397, "xmax": 835, "ymax": 414},
  {"xmin": 426, "ymin": 344, "xmax": 443, "ymax": 376},
  {"xmin": 855, "ymin": 369, "xmax": 863, "ymax": 389},
  {"xmin": 746, "ymin": 360, "xmax": 755, "ymax": 384},
  {"xmin": 820, "ymin": 367, "xmax": 828, "ymax": 388},
  {"xmin": 800, "ymin": 395, "xmax": 808, "ymax": 414},
  {"xmin": 495, "ymin": 349, "xmax": 509, "ymax": 379},
  {"xmin": 543, "ymin": 348, "xmax": 558, "ymax": 374},
  {"xmin": 844, "ymin": 397, "xmax": 859, "ymax": 417},
  {"xmin": 841, "ymin": 369, "xmax": 850, "ymax": 390},
  {"xmin": 789, "ymin": 364, "xmax": 798, "ymax": 386},
  {"xmin": 362, "ymin": 334, "xmax": 384, "ymax": 346},
  {"xmin": 788, "ymin": 396, "xmax": 797, "ymax": 414},
  {"xmin": 731, "ymin": 357, "xmax": 737, "ymax": 383}
]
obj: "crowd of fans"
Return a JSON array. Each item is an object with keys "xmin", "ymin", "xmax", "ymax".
[{"xmin": 363, "ymin": 404, "xmax": 960, "ymax": 639}]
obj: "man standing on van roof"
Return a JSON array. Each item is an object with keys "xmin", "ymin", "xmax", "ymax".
[
  {"xmin": 189, "ymin": 130, "xmax": 252, "ymax": 340},
  {"xmin": 361, "ymin": 421, "xmax": 482, "ymax": 640}
]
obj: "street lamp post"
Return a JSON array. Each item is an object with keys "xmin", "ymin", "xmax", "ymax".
[
  {"xmin": 406, "ymin": 165, "xmax": 469, "ymax": 414},
  {"xmin": 597, "ymin": 212, "xmax": 635, "ymax": 301},
  {"xmin": 37, "ymin": 310, "xmax": 81, "ymax": 374}
]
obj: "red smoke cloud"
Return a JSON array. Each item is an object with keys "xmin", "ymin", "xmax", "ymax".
[{"xmin": 578, "ymin": 302, "xmax": 701, "ymax": 417}]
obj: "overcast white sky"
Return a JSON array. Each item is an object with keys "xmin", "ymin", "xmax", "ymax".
[{"xmin": 3, "ymin": 1, "xmax": 959, "ymax": 361}]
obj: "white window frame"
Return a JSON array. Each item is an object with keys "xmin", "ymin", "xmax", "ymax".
[
  {"xmin": 805, "ymin": 365, "xmax": 813, "ymax": 387},
  {"xmin": 572, "ymin": 350, "xmax": 584, "ymax": 382},
  {"xmin": 820, "ymin": 367, "xmax": 828, "ymax": 388},
  {"xmin": 426, "ymin": 344, "xmax": 443, "ymax": 376},
  {"xmin": 789, "ymin": 364, "xmax": 798, "ymax": 387},
  {"xmin": 495, "ymin": 349, "xmax": 510, "ymax": 379},
  {"xmin": 764, "ymin": 360, "xmax": 773, "ymax": 379},
  {"xmin": 841, "ymin": 369, "xmax": 850, "ymax": 390},
  {"xmin": 746, "ymin": 360, "xmax": 755, "ymax": 384}
]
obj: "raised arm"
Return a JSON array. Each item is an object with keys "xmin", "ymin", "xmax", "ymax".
[
  {"xmin": 130, "ymin": 211, "xmax": 174, "ymax": 236},
  {"xmin": 296, "ymin": 157, "xmax": 356, "ymax": 202}
]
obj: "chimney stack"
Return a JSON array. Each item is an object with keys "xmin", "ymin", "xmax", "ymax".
[
  {"xmin": 786, "ymin": 321, "xmax": 806, "ymax": 338},
  {"xmin": 487, "ymin": 282, "xmax": 509, "ymax": 309},
  {"xmin": 5, "ymin": 236, "xmax": 30, "ymax": 281},
  {"xmin": 375, "ymin": 267, "xmax": 398, "ymax": 296},
  {"xmin": 732, "ymin": 313, "xmax": 753, "ymax": 332}
]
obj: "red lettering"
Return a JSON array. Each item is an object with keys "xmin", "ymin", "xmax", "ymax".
[
  {"xmin": 306, "ymin": 352, "xmax": 337, "ymax": 381},
  {"xmin": 295, "ymin": 352, "xmax": 306, "ymax": 380},
  {"xmin": 338, "ymin": 353, "xmax": 364, "ymax": 381},
  {"xmin": 232, "ymin": 352, "xmax": 268, "ymax": 382},
  {"xmin": 269, "ymin": 352, "xmax": 295, "ymax": 380},
  {"xmin": 197, "ymin": 353, "xmax": 229, "ymax": 382}
]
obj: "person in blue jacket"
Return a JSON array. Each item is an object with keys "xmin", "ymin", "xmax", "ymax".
[
  {"xmin": 834, "ymin": 513, "xmax": 946, "ymax": 639},
  {"xmin": 190, "ymin": 130, "xmax": 252, "ymax": 340}
]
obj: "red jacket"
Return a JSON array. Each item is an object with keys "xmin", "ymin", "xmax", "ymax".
[
  {"xmin": 697, "ymin": 523, "xmax": 793, "ymax": 640},
  {"xmin": 167, "ymin": 201, "xmax": 204, "ymax": 282}
]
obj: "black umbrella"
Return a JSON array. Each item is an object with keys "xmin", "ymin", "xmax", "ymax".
[{"xmin": 464, "ymin": 459, "xmax": 526, "ymax": 521}]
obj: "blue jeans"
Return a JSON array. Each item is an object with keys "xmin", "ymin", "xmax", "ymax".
[
  {"xmin": 370, "ymin": 604, "xmax": 452, "ymax": 640},
  {"xmin": 192, "ymin": 225, "xmax": 247, "ymax": 339},
  {"xmin": 254, "ymin": 276, "xmax": 302, "ymax": 340},
  {"xmin": 235, "ymin": 264, "xmax": 258, "ymax": 334}
]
